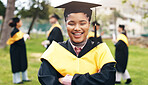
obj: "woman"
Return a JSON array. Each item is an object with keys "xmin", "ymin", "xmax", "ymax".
[
  {"xmin": 115, "ymin": 25, "xmax": 132, "ymax": 84},
  {"xmin": 7, "ymin": 17, "xmax": 31, "ymax": 84},
  {"xmin": 38, "ymin": 1, "xmax": 116, "ymax": 85}
]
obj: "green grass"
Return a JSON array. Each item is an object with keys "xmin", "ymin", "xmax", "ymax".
[
  {"xmin": 104, "ymin": 39, "xmax": 148, "ymax": 85},
  {"xmin": 0, "ymin": 36, "xmax": 148, "ymax": 85}
]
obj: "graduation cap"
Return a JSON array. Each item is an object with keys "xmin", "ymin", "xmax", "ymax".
[
  {"xmin": 55, "ymin": 1, "xmax": 101, "ymax": 44},
  {"xmin": 92, "ymin": 21, "xmax": 100, "ymax": 26},
  {"xmin": 49, "ymin": 13, "xmax": 60, "ymax": 20}
]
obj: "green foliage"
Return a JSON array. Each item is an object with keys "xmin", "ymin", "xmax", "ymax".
[
  {"xmin": 0, "ymin": 1, "xmax": 6, "ymax": 17},
  {"xmin": 143, "ymin": 13, "xmax": 148, "ymax": 19},
  {"xmin": 18, "ymin": 1, "xmax": 50, "ymax": 20},
  {"xmin": 17, "ymin": 1, "xmax": 63, "ymax": 20},
  {"xmin": 122, "ymin": 0, "xmax": 128, "ymax": 4}
]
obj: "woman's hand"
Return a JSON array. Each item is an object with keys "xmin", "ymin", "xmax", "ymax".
[{"xmin": 59, "ymin": 74, "xmax": 73, "ymax": 85}]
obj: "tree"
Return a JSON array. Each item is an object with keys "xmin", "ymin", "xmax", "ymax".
[
  {"xmin": 0, "ymin": 0, "xmax": 15, "ymax": 48},
  {"xmin": 0, "ymin": 1, "xmax": 6, "ymax": 36},
  {"xmin": 122, "ymin": 0, "xmax": 148, "ymax": 19},
  {"xmin": 17, "ymin": 0, "xmax": 63, "ymax": 34},
  {"xmin": 0, "ymin": 1, "xmax": 6, "ymax": 17}
]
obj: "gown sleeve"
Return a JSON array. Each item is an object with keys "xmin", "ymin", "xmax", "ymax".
[
  {"xmin": 72, "ymin": 62, "xmax": 116, "ymax": 85},
  {"xmin": 38, "ymin": 59, "xmax": 63, "ymax": 85}
]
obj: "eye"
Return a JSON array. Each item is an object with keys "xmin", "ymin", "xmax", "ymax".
[
  {"xmin": 80, "ymin": 22, "xmax": 86, "ymax": 25},
  {"xmin": 68, "ymin": 22, "xmax": 75, "ymax": 26},
  {"xmin": 80, "ymin": 23, "xmax": 86, "ymax": 25}
]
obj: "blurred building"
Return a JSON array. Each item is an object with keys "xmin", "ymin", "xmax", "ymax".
[{"xmin": 97, "ymin": 0, "xmax": 148, "ymax": 38}]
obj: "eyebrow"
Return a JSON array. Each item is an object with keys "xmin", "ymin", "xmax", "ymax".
[
  {"xmin": 79, "ymin": 20, "xmax": 87, "ymax": 22},
  {"xmin": 67, "ymin": 20, "xmax": 87, "ymax": 23}
]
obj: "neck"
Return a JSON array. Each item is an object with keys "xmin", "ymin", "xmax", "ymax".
[{"xmin": 70, "ymin": 39, "xmax": 87, "ymax": 48}]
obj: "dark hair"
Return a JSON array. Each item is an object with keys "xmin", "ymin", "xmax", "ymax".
[
  {"xmin": 49, "ymin": 13, "xmax": 60, "ymax": 20},
  {"xmin": 64, "ymin": 8, "xmax": 92, "ymax": 22},
  {"xmin": 91, "ymin": 21, "xmax": 100, "ymax": 26},
  {"xmin": 9, "ymin": 17, "xmax": 20, "ymax": 27},
  {"xmin": 119, "ymin": 24, "xmax": 127, "ymax": 36}
]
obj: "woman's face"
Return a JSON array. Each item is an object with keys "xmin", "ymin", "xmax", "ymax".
[
  {"xmin": 118, "ymin": 27, "xmax": 122, "ymax": 33},
  {"xmin": 66, "ymin": 13, "xmax": 90, "ymax": 43},
  {"xmin": 49, "ymin": 17, "xmax": 57, "ymax": 25},
  {"xmin": 16, "ymin": 20, "xmax": 22, "ymax": 28}
]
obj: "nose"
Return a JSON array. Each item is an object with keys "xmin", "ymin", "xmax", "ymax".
[{"xmin": 74, "ymin": 24, "xmax": 81, "ymax": 31}]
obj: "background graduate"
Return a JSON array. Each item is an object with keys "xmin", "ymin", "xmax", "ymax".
[
  {"xmin": 41, "ymin": 13, "xmax": 63, "ymax": 48},
  {"xmin": 38, "ymin": 1, "xmax": 116, "ymax": 85},
  {"xmin": 88, "ymin": 21, "xmax": 104, "ymax": 43},
  {"xmin": 115, "ymin": 25, "xmax": 132, "ymax": 84},
  {"xmin": 7, "ymin": 17, "xmax": 31, "ymax": 84}
]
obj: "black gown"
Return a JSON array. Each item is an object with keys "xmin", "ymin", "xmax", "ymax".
[
  {"xmin": 115, "ymin": 33, "xmax": 128, "ymax": 73},
  {"xmin": 88, "ymin": 31, "xmax": 103, "ymax": 43},
  {"xmin": 10, "ymin": 28, "xmax": 28, "ymax": 73},
  {"xmin": 47, "ymin": 27, "xmax": 63, "ymax": 47},
  {"xmin": 38, "ymin": 39, "xmax": 116, "ymax": 85}
]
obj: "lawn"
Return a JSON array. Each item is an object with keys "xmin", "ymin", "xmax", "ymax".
[{"xmin": 0, "ymin": 35, "xmax": 148, "ymax": 85}]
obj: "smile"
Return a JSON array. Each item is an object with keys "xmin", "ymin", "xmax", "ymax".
[{"xmin": 72, "ymin": 32, "xmax": 84, "ymax": 38}]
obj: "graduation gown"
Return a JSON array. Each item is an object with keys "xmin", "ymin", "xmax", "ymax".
[
  {"xmin": 7, "ymin": 28, "xmax": 28, "ymax": 73},
  {"xmin": 47, "ymin": 24, "xmax": 63, "ymax": 47},
  {"xmin": 88, "ymin": 31, "xmax": 103, "ymax": 43},
  {"xmin": 115, "ymin": 33, "xmax": 128, "ymax": 73},
  {"xmin": 38, "ymin": 39, "xmax": 116, "ymax": 85}
]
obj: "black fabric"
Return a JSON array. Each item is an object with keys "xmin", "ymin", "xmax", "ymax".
[
  {"xmin": 38, "ymin": 60, "xmax": 115, "ymax": 85},
  {"xmin": 47, "ymin": 27, "xmax": 63, "ymax": 48},
  {"xmin": 72, "ymin": 63, "xmax": 116, "ymax": 85},
  {"xmin": 89, "ymin": 36, "xmax": 103, "ymax": 43},
  {"xmin": 38, "ymin": 60, "xmax": 63, "ymax": 85},
  {"xmin": 11, "ymin": 28, "xmax": 19, "ymax": 37},
  {"xmin": 38, "ymin": 39, "xmax": 116, "ymax": 85},
  {"xmin": 10, "ymin": 28, "xmax": 28, "ymax": 73},
  {"xmin": 115, "ymin": 40, "xmax": 128, "ymax": 73}
]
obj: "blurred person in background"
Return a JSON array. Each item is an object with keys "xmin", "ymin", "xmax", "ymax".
[
  {"xmin": 114, "ymin": 24, "xmax": 132, "ymax": 84},
  {"xmin": 7, "ymin": 17, "xmax": 31, "ymax": 84},
  {"xmin": 41, "ymin": 13, "xmax": 63, "ymax": 49},
  {"xmin": 88, "ymin": 21, "xmax": 104, "ymax": 43}
]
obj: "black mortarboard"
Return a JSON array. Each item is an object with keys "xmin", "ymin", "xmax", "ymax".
[
  {"xmin": 55, "ymin": 1, "xmax": 101, "ymax": 21},
  {"xmin": 92, "ymin": 21, "xmax": 100, "ymax": 26},
  {"xmin": 49, "ymin": 13, "xmax": 60, "ymax": 20}
]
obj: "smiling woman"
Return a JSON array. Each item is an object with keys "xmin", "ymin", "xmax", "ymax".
[
  {"xmin": 66, "ymin": 13, "xmax": 90, "ymax": 43},
  {"xmin": 38, "ymin": 1, "xmax": 116, "ymax": 85}
]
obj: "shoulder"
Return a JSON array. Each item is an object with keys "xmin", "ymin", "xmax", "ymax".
[
  {"xmin": 53, "ymin": 27, "xmax": 61, "ymax": 31},
  {"xmin": 58, "ymin": 41, "xmax": 68, "ymax": 48}
]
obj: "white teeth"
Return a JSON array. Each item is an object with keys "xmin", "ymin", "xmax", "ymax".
[{"xmin": 74, "ymin": 33, "xmax": 81, "ymax": 35}]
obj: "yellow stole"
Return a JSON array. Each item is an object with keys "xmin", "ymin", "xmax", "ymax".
[
  {"xmin": 88, "ymin": 31, "xmax": 100, "ymax": 38},
  {"xmin": 7, "ymin": 31, "xmax": 24, "ymax": 45},
  {"xmin": 117, "ymin": 34, "xmax": 128, "ymax": 46},
  {"xmin": 41, "ymin": 41, "xmax": 116, "ymax": 76},
  {"xmin": 47, "ymin": 23, "xmax": 62, "ymax": 37}
]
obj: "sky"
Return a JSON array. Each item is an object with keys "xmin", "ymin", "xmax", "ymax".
[{"xmin": 1, "ymin": 0, "xmax": 101, "ymax": 7}]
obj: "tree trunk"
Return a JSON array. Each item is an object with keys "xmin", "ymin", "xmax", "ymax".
[
  {"xmin": 0, "ymin": 0, "xmax": 15, "ymax": 48},
  {"xmin": 27, "ymin": 9, "xmax": 39, "ymax": 35}
]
